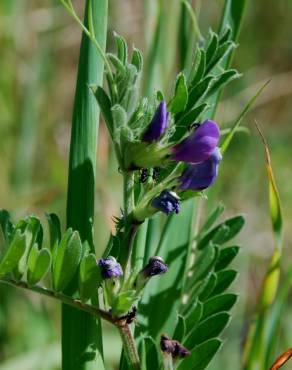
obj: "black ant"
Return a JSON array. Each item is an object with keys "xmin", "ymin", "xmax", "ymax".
[
  {"xmin": 139, "ymin": 168, "xmax": 149, "ymax": 183},
  {"xmin": 152, "ymin": 167, "xmax": 161, "ymax": 182},
  {"xmin": 125, "ymin": 306, "xmax": 137, "ymax": 324},
  {"xmin": 139, "ymin": 167, "xmax": 161, "ymax": 183}
]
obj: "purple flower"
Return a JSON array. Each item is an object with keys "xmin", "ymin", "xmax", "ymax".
[
  {"xmin": 98, "ymin": 256, "xmax": 123, "ymax": 279},
  {"xmin": 141, "ymin": 256, "xmax": 168, "ymax": 277},
  {"xmin": 151, "ymin": 190, "xmax": 180, "ymax": 215},
  {"xmin": 171, "ymin": 120, "xmax": 220, "ymax": 164},
  {"xmin": 143, "ymin": 101, "xmax": 169, "ymax": 142},
  {"xmin": 160, "ymin": 334, "xmax": 191, "ymax": 359},
  {"xmin": 179, "ymin": 147, "xmax": 222, "ymax": 191}
]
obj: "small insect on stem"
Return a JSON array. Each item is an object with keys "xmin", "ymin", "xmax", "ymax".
[
  {"xmin": 139, "ymin": 168, "xmax": 149, "ymax": 183},
  {"xmin": 118, "ymin": 306, "xmax": 137, "ymax": 324},
  {"xmin": 139, "ymin": 167, "xmax": 161, "ymax": 184},
  {"xmin": 189, "ymin": 122, "xmax": 201, "ymax": 131},
  {"xmin": 126, "ymin": 306, "xmax": 137, "ymax": 324},
  {"xmin": 152, "ymin": 167, "xmax": 161, "ymax": 182}
]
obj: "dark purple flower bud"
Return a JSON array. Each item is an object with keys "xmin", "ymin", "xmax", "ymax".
[
  {"xmin": 173, "ymin": 343, "xmax": 191, "ymax": 358},
  {"xmin": 179, "ymin": 147, "xmax": 222, "ymax": 191},
  {"xmin": 151, "ymin": 190, "xmax": 180, "ymax": 215},
  {"xmin": 98, "ymin": 256, "xmax": 123, "ymax": 279},
  {"xmin": 160, "ymin": 334, "xmax": 175, "ymax": 354},
  {"xmin": 143, "ymin": 101, "xmax": 169, "ymax": 142},
  {"xmin": 142, "ymin": 256, "xmax": 168, "ymax": 277},
  {"xmin": 160, "ymin": 334, "xmax": 191, "ymax": 359},
  {"xmin": 171, "ymin": 120, "xmax": 220, "ymax": 164}
]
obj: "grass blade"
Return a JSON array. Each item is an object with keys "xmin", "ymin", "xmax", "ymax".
[
  {"xmin": 209, "ymin": 0, "xmax": 249, "ymax": 118},
  {"xmin": 243, "ymin": 124, "xmax": 283, "ymax": 370},
  {"xmin": 220, "ymin": 80, "xmax": 270, "ymax": 154},
  {"xmin": 62, "ymin": 1, "xmax": 108, "ymax": 369}
]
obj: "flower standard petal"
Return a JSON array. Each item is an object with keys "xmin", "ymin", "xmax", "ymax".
[
  {"xmin": 172, "ymin": 120, "xmax": 220, "ymax": 164},
  {"xmin": 179, "ymin": 147, "xmax": 222, "ymax": 190}
]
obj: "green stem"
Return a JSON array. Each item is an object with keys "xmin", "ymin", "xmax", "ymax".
[
  {"xmin": 0, "ymin": 277, "xmax": 114, "ymax": 323},
  {"xmin": 123, "ymin": 172, "xmax": 135, "ymax": 217},
  {"xmin": 62, "ymin": 1, "xmax": 108, "ymax": 369},
  {"xmin": 121, "ymin": 172, "xmax": 139, "ymax": 278},
  {"xmin": 118, "ymin": 324, "xmax": 141, "ymax": 370},
  {"xmin": 162, "ymin": 354, "xmax": 174, "ymax": 370}
]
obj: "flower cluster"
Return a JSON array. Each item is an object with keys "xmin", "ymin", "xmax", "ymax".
[
  {"xmin": 98, "ymin": 255, "xmax": 168, "ymax": 311},
  {"xmin": 140, "ymin": 102, "xmax": 222, "ymax": 215}
]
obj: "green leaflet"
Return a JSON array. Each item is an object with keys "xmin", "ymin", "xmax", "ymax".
[
  {"xmin": 187, "ymin": 75, "xmax": 214, "ymax": 110},
  {"xmin": 205, "ymin": 31, "xmax": 219, "ymax": 68},
  {"xmin": 190, "ymin": 244, "xmax": 219, "ymax": 284},
  {"xmin": 212, "ymin": 269, "xmax": 237, "ymax": 295},
  {"xmin": 177, "ymin": 339, "xmax": 222, "ymax": 370},
  {"xmin": 198, "ymin": 273, "xmax": 217, "ymax": 302},
  {"xmin": 197, "ymin": 215, "xmax": 245, "ymax": 250},
  {"xmin": 183, "ymin": 312, "xmax": 230, "ymax": 350},
  {"xmin": 0, "ymin": 209, "xmax": 14, "ymax": 245},
  {"xmin": 0, "ymin": 229, "xmax": 26, "ymax": 275},
  {"xmin": 131, "ymin": 48, "xmax": 143, "ymax": 72},
  {"xmin": 199, "ymin": 203, "xmax": 225, "ymax": 235},
  {"xmin": 46, "ymin": 213, "xmax": 61, "ymax": 252},
  {"xmin": 93, "ymin": 86, "xmax": 114, "ymax": 137},
  {"xmin": 207, "ymin": 69, "xmax": 241, "ymax": 97},
  {"xmin": 215, "ymin": 246, "xmax": 240, "ymax": 271},
  {"xmin": 173, "ymin": 315, "xmax": 186, "ymax": 343},
  {"xmin": 52, "ymin": 229, "xmax": 82, "ymax": 292},
  {"xmin": 185, "ymin": 301, "xmax": 203, "ymax": 332},
  {"xmin": 27, "ymin": 244, "xmax": 51, "ymax": 286},
  {"xmin": 108, "ymin": 53, "xmax": 126, "ymax": 74},
  {"xmin": 169, "ymin": 73, "xmax": 188, "ymax": 114},
  {"xmin": 14, "ymin": 216, "xmax": 42, "ymax": 279},
  {"xmin": 114, "ymin": 32, "xmax": 128, "ymax": 65},
  {"xmin": 201, "ymin": 293, "xmax": 237, "ymax": 320},
  {"xmin": 79, "ymin": 253, "xmax": 101, "ymax": 302},
  {"xmin": 188, "ymin": 48, "xmax": 206, "ymax": 87},
  {"xmin": 206, "ymin": 40, "xmax": 235, "ymax": 74}
]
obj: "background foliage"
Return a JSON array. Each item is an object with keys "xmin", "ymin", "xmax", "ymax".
[{"xmin": 0, "ymin": 0, "xmax": 292, "ymax": 369}]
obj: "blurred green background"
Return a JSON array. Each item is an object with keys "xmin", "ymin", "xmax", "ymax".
[{"xmin": 0, "ymin": 0, "xmax": 292, "ymax": 369}]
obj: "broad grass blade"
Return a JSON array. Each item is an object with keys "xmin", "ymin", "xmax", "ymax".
[{"xmin": 62, "ymin": 1, "xmax": 108, "ymax": 369}]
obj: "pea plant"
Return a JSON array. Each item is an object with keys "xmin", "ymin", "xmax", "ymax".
[{"xmin": 3, "ymin": 1, "xmax": 284, "ymax": 370}]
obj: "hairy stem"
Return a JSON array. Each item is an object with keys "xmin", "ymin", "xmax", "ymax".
[
  {"xmin": 0, "ymin": 277, "xmax": 114, "ymax": 323},
  {"xmin": 123, "ymin": 172, "xmax": 135, "ymax": 217},
  {"xmin": 118, "ymin": 324, "xmax": 141, "ymax": 370}
]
